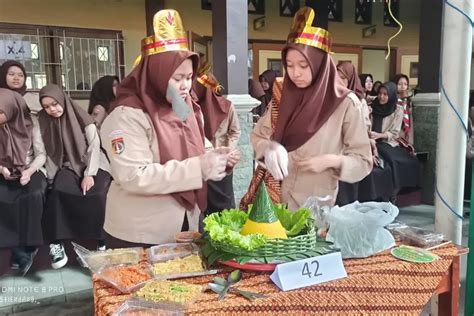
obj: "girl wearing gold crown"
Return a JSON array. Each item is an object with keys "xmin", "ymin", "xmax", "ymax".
[
  {"xmin": 100, "ymin": 10, "xmax": 236, "ymax": 247},
  {"xmin": 251, "ymin": 7, "xmax": 372, "ymax": 210}
]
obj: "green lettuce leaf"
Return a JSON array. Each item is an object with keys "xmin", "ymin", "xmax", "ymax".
[
  {"xmin": 203, "ymin": 209, "xmax": 267, "ymax": 251},
  {"xmin": 273, "ymin": 204, "xmax": 311, "ymax": 237}
]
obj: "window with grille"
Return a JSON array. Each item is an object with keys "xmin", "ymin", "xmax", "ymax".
[{"xmin": 0, "ymin": 23, "xmax": 124, "ymax": 98}]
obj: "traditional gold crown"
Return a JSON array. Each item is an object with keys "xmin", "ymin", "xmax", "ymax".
[
  {"xmin": 197, "ymin": 63, "xmax": 223, "ymax": 93},
  {"xmin": 287, "ymin": 7, "xmax": 332, "ymax": 54},
  {"xmin": 141, "ymin": 10, "xmax": 189, "ymax": 57}
]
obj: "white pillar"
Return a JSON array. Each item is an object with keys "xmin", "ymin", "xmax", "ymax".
[
  {"xmin": 435, "ymin": 0, "xmax": 473, "ymax": 244},
  {"xmin": 225, "ymin": 94, "xmax": 260, "ymax": 205}
]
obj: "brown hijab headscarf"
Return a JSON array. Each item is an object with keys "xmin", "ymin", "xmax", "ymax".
[
  {"xmin": 192, "ymin": 73, "xmax": 231, "ymax": 140},
  {"xmin": 273, "ymin": 44, "xmax": 350, "ymax": 152},
  {"xmin": 0, "ymin": 61, "xmax": 28, "ymax": 96},
  {"xmin": 110, "ymin": 50, "xmax": 207, "ymax": 211},
  {"xmin": 336, "ymin": 61, "xmax": 365, "ymax": 100},
  {"xmin": 38, "ymin": 84, "xmax": 94, "ymax": 177},
  {"xmin": 0, "ymin": 88, "xmax": 33, "ymax": 170}
]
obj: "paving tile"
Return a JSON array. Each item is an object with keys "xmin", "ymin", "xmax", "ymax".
[{"xmin": 60, "ymin": 267, "xmax": 93, "ymax": 294}]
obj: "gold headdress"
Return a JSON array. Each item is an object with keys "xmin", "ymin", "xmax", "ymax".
[
  {"xmin": 287, "ymin": 7, "xmax": 332, "ymax": 54},
  {"xmin": 141, "ymin": 9, "xmax": 189, "ymax": 57},
  {"xmin": 196, "ymin": 63, "xmax": 223, "ymax": 94}
]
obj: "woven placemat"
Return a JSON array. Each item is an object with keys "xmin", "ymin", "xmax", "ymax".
[{"xmin": 93, "ymin": 243, "xmax": 458, "ymax": 315}]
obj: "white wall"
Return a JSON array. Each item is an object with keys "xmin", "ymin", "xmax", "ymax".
[{"xmin": 362, "ymin": 49, "xmax": 390, "ymax": 83}]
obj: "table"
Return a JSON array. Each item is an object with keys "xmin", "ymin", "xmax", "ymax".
[{"xmin": 93, "ymin": 243, "xmax": 463, "ymax": 315}]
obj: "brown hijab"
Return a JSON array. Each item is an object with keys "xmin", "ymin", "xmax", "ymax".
[
  {"xmin": 111, "ymin": 50, "xmax": 207, "ymax": 211},
  {"xmin": 336, "ymin": 61, "xmax": 365, "ymax": 100},
  {"xmin": 192, "ymin": 73, "xmax": 231, "ymax": 140},
  {"xmin": 273, "ymin": 44, "xmax": 350, "ymax": 152},
  {"xmin": 38, "ymin": 84, "xmax": 94, "ymax": 177},
  {"xmin": 0, "ymin": 88, "xmax": 33, "ymax": 170},
  {"xmin": 0, "ymin": 61, "xmax": 28, "ymax": 96},
  {"xmin": 249, "ymin": 78, "xmax": 268, "ymax": 116}
]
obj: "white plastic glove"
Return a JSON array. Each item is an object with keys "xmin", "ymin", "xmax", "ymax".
[
  {"xmin": 200, "ymin": 150, "xmax": 228, "ymax": 181},
  {"xmin": 263, "ymin": 141, "xmax": 288, "ymax": 181}
]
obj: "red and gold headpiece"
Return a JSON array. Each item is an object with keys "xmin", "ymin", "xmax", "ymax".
[
  {"xmin": 141, "ymin": 9, "xmax": 189, "ymax": 57},
  {"xmin": 197, "ymin": 63, "xmax": 223, "ymax": 94},
  {"xmin": 287, "ymin": 7, "xmax": 332, "ymax": 54}
]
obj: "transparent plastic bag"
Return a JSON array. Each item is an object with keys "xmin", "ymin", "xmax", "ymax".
[
  {"xmin": 112, "ymin": 298, "xmax": 185, "ymax": 316},
  {"xmin": 302, "ymin": 195, "xmax": 333, "ymax": 237},
  {"xmin": 326, "ymin": 201, "xmax": 399, "ymax": 258}
]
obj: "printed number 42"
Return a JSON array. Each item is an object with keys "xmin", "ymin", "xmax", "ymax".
[{"xmin": 302, "ymin": 260, "xmax": 323, "ymax": 278}]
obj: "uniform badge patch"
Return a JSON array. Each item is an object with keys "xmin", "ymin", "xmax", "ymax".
[{"xmin": 111, "ymin": 137, "xmax": 125, "ymax": 155}]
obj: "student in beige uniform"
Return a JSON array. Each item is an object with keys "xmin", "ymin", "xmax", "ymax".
[
  {"xmin": 0, "ymin": 89, "xmax": 47, "ymax": 275},
  {"xmin": 335, "ymin": 63, "xmax": 394, "ymax": 205},
  {"xmin": 38, "ymin": 84, "xmax": 111, "ymax": 269},
  {"xmin": 251, "ymin": 7, "xmax": 372, "ymax": 210},
  {"xmin": 100, "ymin": 10, "xmax": 236, "ymax": 247},
  {"xmin": 192, "ymin": 68, "xmax": 241, "ymax": 214}
]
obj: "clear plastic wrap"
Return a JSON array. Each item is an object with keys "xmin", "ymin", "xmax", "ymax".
[
  {"xmin": 112, "ymin": 298, "xmax": 185, "ymax": 316},
  {"xmin": 95, "ymin": 263, "xmax": 153, "ymax": 293},
  {"xmin": 148, "ymin": 243, "xmax": 199, "ymax": 262},
  {"xmin": 394, "ymin": 226, "xmax": 444, "ymax": 248},
  {"xmin": 81, "ymin": 247, "xmax": 144, "ymax": 271},
  {"xmin": 148, "ymin": 243, "xmax": 218, "ymax": 280},
  {"xmin": 302, "ymin": 195, "xmax": 333, "ymax": 237},
  {"xmin": 134, "ymin": 280, "xmax": 204, "ymax": 308}
]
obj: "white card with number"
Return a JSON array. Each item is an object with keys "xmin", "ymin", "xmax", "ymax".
[{"xmin": 270, "ymin": 252, "xmax": 347, "ymax": 291}]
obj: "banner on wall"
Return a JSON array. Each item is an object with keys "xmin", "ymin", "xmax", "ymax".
[{"xmin": 0, "ymin": 39, "xmax": 32, "ymax": 60}]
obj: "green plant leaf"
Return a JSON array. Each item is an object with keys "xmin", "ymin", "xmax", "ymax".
[
  {"xmin": 273, "ymin": 205, "xmax": 311, "ymax": 237},
  {"xmin": 203, "ymin": 209, "xmax": 267, "ymax": 251},
  {"xmin": 208, "ymin": 283, "xmax": 226, "ymax": 294},
  {"xmin": 235, "ymin": 256, "xmax": 254, "ymax": 264},
  {"xmin": 228, "ymin": 270, "xmax": 242, "ymax": 284},
  {"xmin": 213, "ymin": 277, "xmax": 227, "ymax": 286},
  {"xmin": 207, "ymin": 251, "xmax": 223, "ymax": 266}
]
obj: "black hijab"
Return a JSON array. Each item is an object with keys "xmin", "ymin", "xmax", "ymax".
[
  {"xmin": 87, "ymin": 75, "xmax": 119, "ymax": 114},
  {"xmin": 371, "ymin": 82, "xmax": 398, "ymax": 133}
]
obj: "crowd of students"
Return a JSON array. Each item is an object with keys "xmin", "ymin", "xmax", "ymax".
[{"xmin": 1, "ymin": 7, "xmax": 421, "ymax": 276}]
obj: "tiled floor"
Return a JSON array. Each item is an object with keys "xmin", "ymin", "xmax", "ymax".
[{"xmin": 0, "ymin": 204, "xmax": 471, "ymax": 316}]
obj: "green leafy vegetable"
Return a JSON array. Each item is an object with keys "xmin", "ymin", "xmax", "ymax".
[
  {"xmin": 203, "ymin": 210, "xmax": 267, "ymax": 251},
  {"xmin": 273, "ymin": 204, "xmax": 312, "ymax": 236}
]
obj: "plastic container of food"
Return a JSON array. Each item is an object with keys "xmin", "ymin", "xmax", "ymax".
[
  {"xmin": 95, "ymin": 263, "xmax": 153, "ymax": 293},
  {"xmin": 395, "ymin": 226, "xmax": 444, "ymax": 248},
  {"xmin": 134, "ymin": 280, "xmax": 204, "ymax": 308},
  {"xmin": 148, "ymin": 243, "xmax": 199, "ymax": 263},
  {"xmin": 81, "ymin": 248, "xmax": 144, "ymax": 271},
  {"xmin": 112, "ymin": 298, "xmax": 185, "ymax": 316},
  {"xmin": 148, "ymin": 243, "xmax": 218, "ymax": 280},
  {"xmin": 175, "ymin": 231, "xmax": 201, "ymax": 243}
]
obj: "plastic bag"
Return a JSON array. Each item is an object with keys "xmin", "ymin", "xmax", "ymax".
[
  {"xmin": 302, "ymin": 195, "xmax": 333, "ymax": 235},
  {"xmin": 326, "ymin": 201, "xmax": 399, "ymax": 258}
]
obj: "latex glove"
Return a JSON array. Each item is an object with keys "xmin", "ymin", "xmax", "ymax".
[
  {"xmin": 263, "ymin": 142, "xmax": 288, "ymax": 181},
  {"xmin": 200, "ymin": 150, "xmax": 228, "ymax": 181},
  {"xmin": 226, "ymin": 149, "xmax": 241, "ymax": 171},
  {"xmin": 20, "ymin": 168, "xmax": 34, "ymax": 186},
  {"xmin": 81, "ymin": 176, "xmax": 95, "ymax": 195}
]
